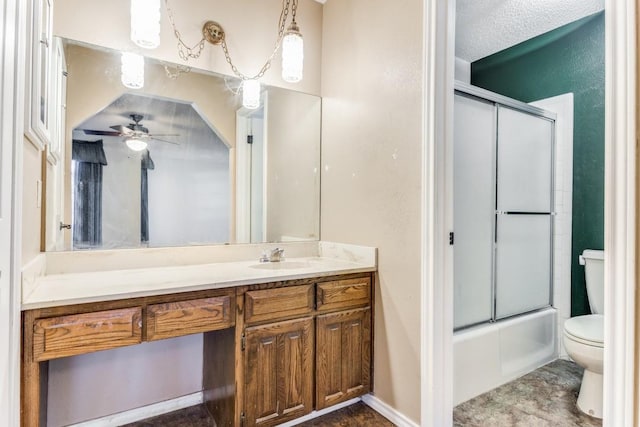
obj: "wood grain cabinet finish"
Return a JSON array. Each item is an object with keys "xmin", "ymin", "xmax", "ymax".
[
  {"xmin": 244, "ymin": 285, "xmax": 314, "ymax": 324},
  {"xmin": 316, "ymin": 307, "xmax": 371, "ymax": 410},
  {"xmin": 244, "ymin": 317, "xmax": 314, "ymax": 427},
  {"xmin": 146, "ymin": 295, "xmax": 234, "ymax": 341},
  {"xmin": 316, "ymin": 277, "xmax": 371, "ymax": 312},
  {"xmin": 32, "ymin": 307, "xmax": 142, "ymax": 361}
]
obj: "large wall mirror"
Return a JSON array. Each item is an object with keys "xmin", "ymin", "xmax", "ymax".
[{"xmin": 45, "ymin": 38, "xmax": 321, "ymax": 250}]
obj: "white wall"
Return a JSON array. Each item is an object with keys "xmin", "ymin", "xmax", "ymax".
[
  {"xmin": 101, "ymin": 140, "xmax": 142, "ymax": 248},
  {"xmin": 455, "ymin": 57, "xmax": 471, "ymax": 83},
  {"xmin": 48, "ymin": 335, "xmax": 203, "ymax": 426},
  {"xmin": 320, "ymin": 0, "xmax": 423, "ymax": 423},
  {"xmin": 148, "ymin": 132, "xmax": 230, "ymax": 246}
]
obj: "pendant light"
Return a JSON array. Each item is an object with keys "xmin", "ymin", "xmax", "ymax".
[
  {"xmin": 121, "ymin": 52, "xmax": 145, "ymax": 89},
  {"xmin": 164, "ymin": 0, "xmax": 305, "ymax": 110},
  {"xmin": 242, "ymin": 79, "xmax": 261, "ymax": 110},
  {"xmin": 130, "ymin": 0, "xmax": 161, "ymax": 49},
  {"xmin": 281, "ymin": 21, "xmax": 303, "ymax": 83}
]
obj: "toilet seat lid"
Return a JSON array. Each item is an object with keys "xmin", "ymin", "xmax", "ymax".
[{"xmin": 564, "ymin": 314, "xmax": 604, "ymax": 346}]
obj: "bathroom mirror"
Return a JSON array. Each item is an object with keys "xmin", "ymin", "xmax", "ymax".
[{"xmin": 45, "ymin": 38, "xmax": 321, "ymax": 250}]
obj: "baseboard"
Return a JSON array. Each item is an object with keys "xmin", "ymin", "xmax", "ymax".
[
  {"xmin": 70, "ymin": 392, "xmax": 203, "ymax": 427},
  {"xmin": 277, "ymin": 397, "xmax": 362, "ymax": 427},
  {"xmin": 361, "ymin": 394, "xmax": 419, "ymax": 427}
]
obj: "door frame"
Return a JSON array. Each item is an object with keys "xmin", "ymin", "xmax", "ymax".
[
  {"xmin": 421, "ymin": 1, "xmax": 637, "ymax": 426},
  {"xmin": 1, "ymin": 0, "xmax": 26, "ymax": 425}
]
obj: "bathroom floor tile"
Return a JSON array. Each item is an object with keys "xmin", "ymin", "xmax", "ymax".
[{"xmin": 454, "ymin": 359, "xmax": 602, "ymax": 427}]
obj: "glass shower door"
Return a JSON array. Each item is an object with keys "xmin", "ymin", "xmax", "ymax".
[
  {"xmin": 495, "ymin": 106, "xmax": 554, "ymax": 319},
  {"xmin": 453, "ymin": 94, "xmax": 496, "ymax": 329}
]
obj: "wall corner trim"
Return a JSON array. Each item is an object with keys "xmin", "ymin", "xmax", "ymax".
[{"xmin": 362, "ymin": 394, "xmax": 420, "ymax": 427}]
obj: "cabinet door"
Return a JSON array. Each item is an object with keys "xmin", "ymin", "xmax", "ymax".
[
  {"xmin": 244, "ymin": 317, "xmax": 314, "ymax": 427},
  {"xmin": 316, "ymin": 308, "xmax": 371, "ymax": 410}
]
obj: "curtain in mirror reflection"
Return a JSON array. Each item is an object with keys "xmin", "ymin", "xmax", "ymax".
[{"xmin": 72, "ymin": 140, "xmax": 108, "ymax": 248}]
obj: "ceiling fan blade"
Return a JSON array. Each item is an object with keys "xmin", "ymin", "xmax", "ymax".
[
  {"xmin": 148, "ymin": 133, "xmax": 181, "ymax": 137},
  {"xmin": 110, "ymin": 125, "xmax": 133, "ymax": 134},
  {"xmin": 80, "ymin": 129, "xmax": 122, "ymax": 136},
  {"xmin": 151, "ymin": 137, "xmax": 181, "ymax": 145}
]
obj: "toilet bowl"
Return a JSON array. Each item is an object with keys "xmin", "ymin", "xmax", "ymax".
[
  {"xmin": 563, "ymin": 314, "xmax": 603, "ymax": 418},
  {"xmin": 563, "ymin": 249, "xmax": 604, "ymax": 419}
]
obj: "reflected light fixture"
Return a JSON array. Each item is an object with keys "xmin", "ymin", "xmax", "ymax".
[
  {"xmin": 164, "ymin": 0, "xmax": 304, "ymax": 110},
  {"xmin": 125, "ymin": 137, "xmax": 148, "ymax": 152},
  {"xmin": 130, "ymin": 0, "xmax": 161, "ymax": 49},
  {"xmin": 242, "ymin": 79, "xmax": 261, "ymax": 110},
  {"xmin": 121, "ymin": 52, "xmax": 145, "ymax": 89},
  {"xmin": 281, "ymin": 10, "xmax": 303, "ymax": 82}
]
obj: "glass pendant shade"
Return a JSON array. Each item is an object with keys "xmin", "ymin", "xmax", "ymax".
[
  {"xmin": 281, "ymin": 23, "xmax": 303, "ymax": 83},
  {"xmin": 121, "ymin": 52, "xmax": 145, "ymax": 89},
  {"xmin": 131, "ymin": 0, "xmax": 161, "ymax": 49},
  {"xmin": 242, "ymin": 79, "xmax": 261, "ymax": 110},
  {"xmin": 125, "ymin": 137, "xmax": 148, "ymax": 151}
]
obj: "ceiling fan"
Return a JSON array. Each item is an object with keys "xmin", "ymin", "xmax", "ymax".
[{"xmin": 80, "ymin": 114, "xmax": 180, "ymax": 151}]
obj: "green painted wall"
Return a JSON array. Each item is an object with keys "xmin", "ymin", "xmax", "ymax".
[{"xmin": 471, "ymin": 12, "xmax": 604, "ymax": 317}]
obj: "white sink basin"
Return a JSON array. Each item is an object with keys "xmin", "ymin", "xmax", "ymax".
[{"xmin": 249, "ymin": 261, "xmax": 311, "ymax": 270}]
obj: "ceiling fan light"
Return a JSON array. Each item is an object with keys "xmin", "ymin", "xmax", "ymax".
[
  {"xmin": 121, "ymin": 52, "xmax": 145, "ymax": 89},
  {"xmin": 126, "ymin": 137, "xmax": 148, "ymax": 151},
  {"xmin": 131, "ymin": 0, "xmax": 161, "ymax": 49}
]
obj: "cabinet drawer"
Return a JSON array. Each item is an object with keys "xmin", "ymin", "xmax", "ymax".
[
  {"xmin": 245, "ymin": 285, "xmax": 314, "ymax": 324},
  {"xmin": 316, "ymin": 277, "xmax": 371, "ymax": 312},
  {"xmin": 146, "ymin": 294, "xmax": 235, "ymax": 341},
  {"xmin": 33, "ymin": 307, "xmax": 142, "ymax": 361}
]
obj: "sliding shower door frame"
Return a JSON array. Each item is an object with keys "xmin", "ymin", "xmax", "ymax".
[{"xmin": 454, "ymin": 82, "xmax": 557, "ymax": 330}]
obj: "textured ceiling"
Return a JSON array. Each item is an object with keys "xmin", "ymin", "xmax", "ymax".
[{"xmin": 456, "ymin": 0, "xmax": 604, "ymax": 62}]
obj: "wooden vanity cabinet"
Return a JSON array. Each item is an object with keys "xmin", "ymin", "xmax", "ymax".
[
  {"xmin": 146, "ymin": 295, "xmax": 234, "ymax": 341},
  {"xmin": 32, "ymin": 307, "xmax": 142, "ymax": 361},
  {"xmin": 243, "ymin": 317, "xmax": 314, "ymax": 427},
  {"xmin": 236, "ymin": 274, "xmax": 373, "ymax": 426},
  {"xmin": 316, "ymin": 308, "xmax": 371, "ymax": 409},
  {"xmin": 22, "ymin": 273, "xmax": 373, "ymax": 427},
  {"xmin": 315, "ymin": 277, "xmax": 372, "ymax": 409}
]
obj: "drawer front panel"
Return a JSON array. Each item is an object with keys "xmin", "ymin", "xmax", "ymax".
[
  {"xmin": 146, "ymin": 295, "xmax": 235, "ymax": 341},
  {"xmin": 316, "ymin": 277, "xmax": 371, "ymax": 312},
  {"xmin": 33, "ymin": 307, "xmax": 142, "ymax": 361},
  {"xmin": 245, "ymin": 285, "xmax": 314, "ymax": 324}
]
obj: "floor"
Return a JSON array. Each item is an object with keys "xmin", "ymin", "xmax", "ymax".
[
  {"xmin": 122, "ymin": 401, "xmax": 395, "ymax": 426},
  {"xmin": 453, "ymin": 359, "xmax": 602, "ymax": 427},
  {"xmin": 124, "ymin": 359, "xmax": 600, "ymax": 427}
]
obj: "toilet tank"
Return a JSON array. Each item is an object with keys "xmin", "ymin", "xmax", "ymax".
[{"xmin": 580, "ymin": 249, "xmax": 604, "ymax": 314}]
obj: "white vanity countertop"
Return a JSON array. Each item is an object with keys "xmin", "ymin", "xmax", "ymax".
[{"xmin": 21, "ymin": 242, "xmax": 377, "ymax": 310}]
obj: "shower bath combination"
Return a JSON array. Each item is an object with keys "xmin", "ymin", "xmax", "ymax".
[
  {"xmin": 453, "ymin": 82, "xmax": 556, "ymax": 330},
  {"xmin": 452, "ymin": 82, "xmax": 560, "ymax": 405}
]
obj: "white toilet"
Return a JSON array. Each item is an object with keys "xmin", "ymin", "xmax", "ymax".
[{"xmin": 563, "ymin": 249, "xmax": 604, "ymax": 419}]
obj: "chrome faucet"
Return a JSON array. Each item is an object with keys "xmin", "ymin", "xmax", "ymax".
[{"xmin": 260, "ymin": 248, "xmax": 285, "ymax": 262}]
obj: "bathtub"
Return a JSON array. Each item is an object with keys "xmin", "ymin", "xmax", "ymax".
[{"xmin": 453, "ymin": 308, "xmax": 558, "ymax": 405}]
